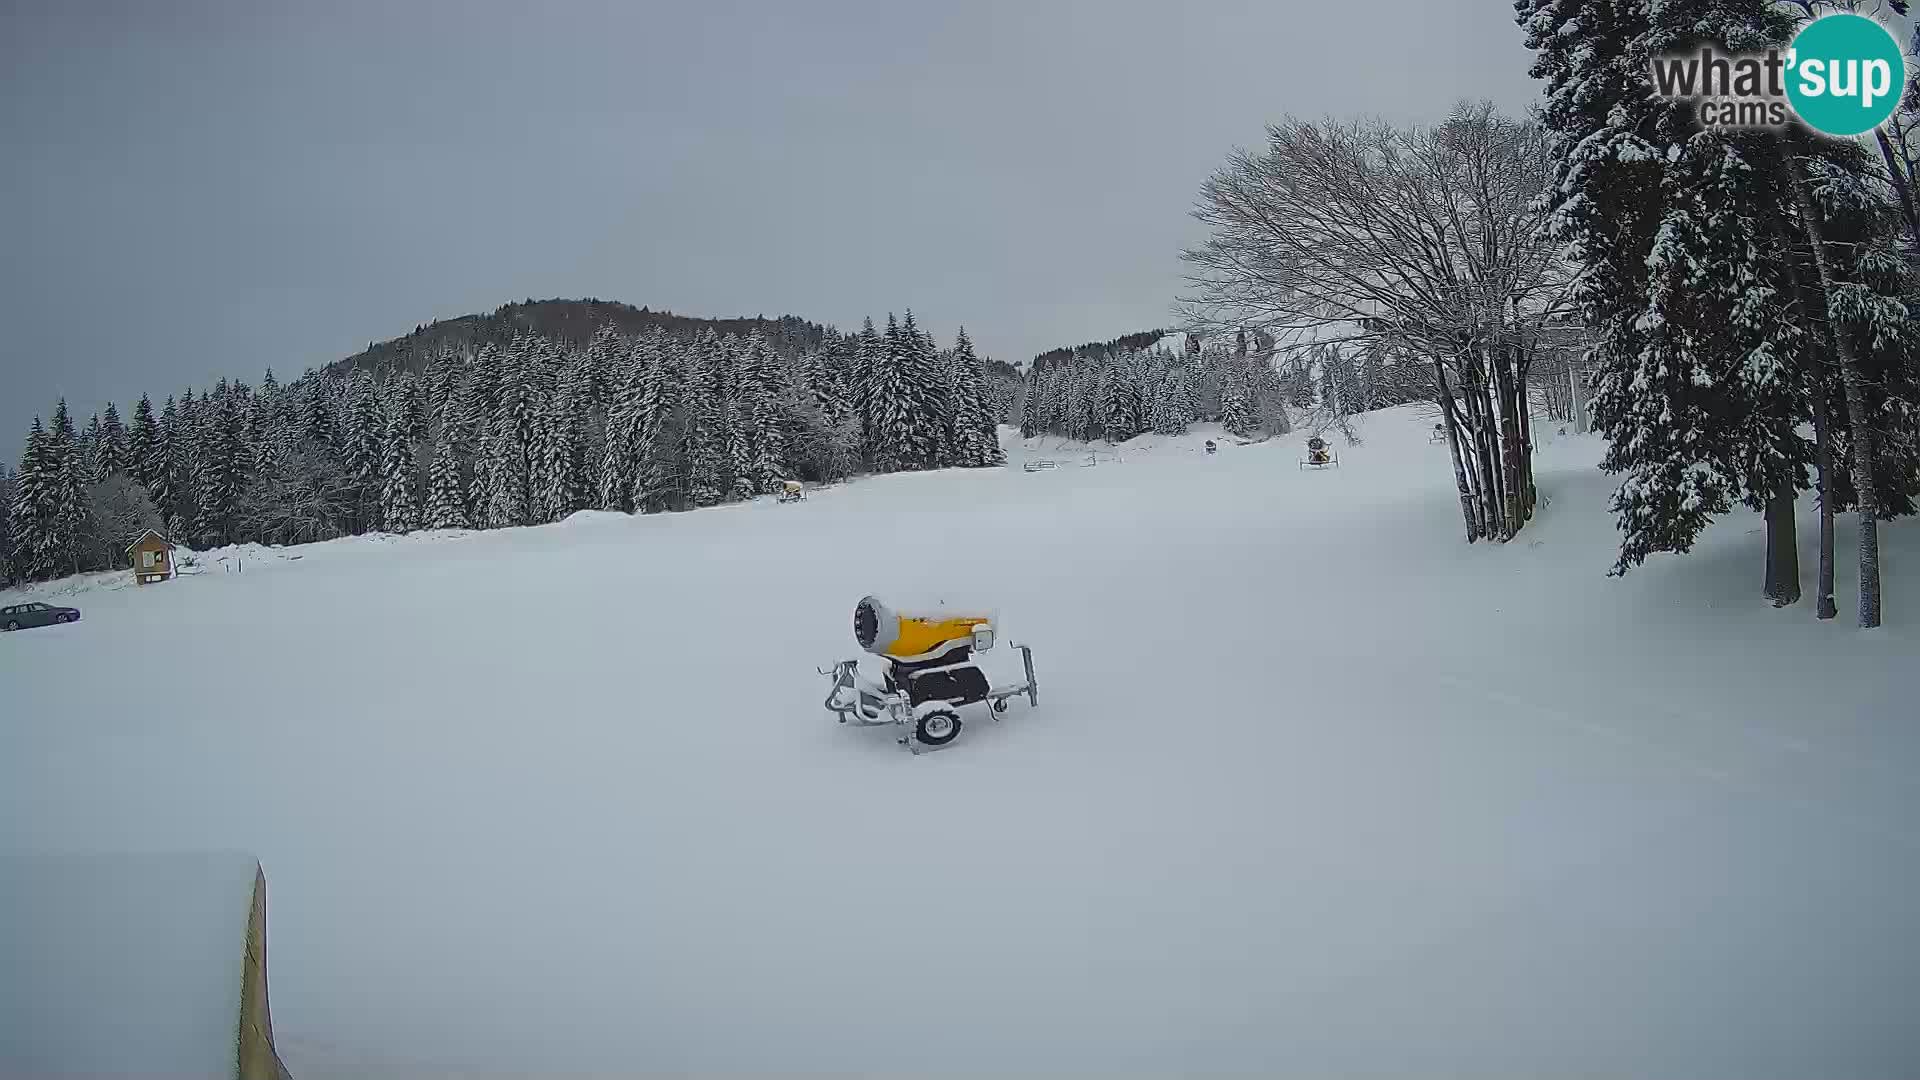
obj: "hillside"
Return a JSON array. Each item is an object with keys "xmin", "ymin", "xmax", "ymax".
[
  {"xmin": 324, "ymin": 298, "xmax": 833, "ymax": 379},
  {"xmin": 4, "ymin": 407, "xmax": 1914, "ymax": 1077},
  {"xmin": 1029, "ymin": 328, "xmax": 1175, "ymax": 370}
]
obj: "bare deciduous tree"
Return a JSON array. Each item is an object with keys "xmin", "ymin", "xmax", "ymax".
[{"xmin": 1181, "ymin": 101, "xmax": 1577, "ymax": 542}]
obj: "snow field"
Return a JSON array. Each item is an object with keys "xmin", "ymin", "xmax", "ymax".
[{"xmin": 2, "ymin": 406, "xmax": 1915, "ymax": 1077}]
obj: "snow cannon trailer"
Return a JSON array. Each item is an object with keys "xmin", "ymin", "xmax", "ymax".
[{"xmin": 820, "ymin": 596, "xmax": 1038, "ymax": 754}]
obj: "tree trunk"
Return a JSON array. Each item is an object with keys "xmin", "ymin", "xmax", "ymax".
[
  {"xmin": 1780, "ymin": 247, "xmax": 1838, "ymax": 620},
  {"xmin": 1487, "ymin": 398, "xmax": 1506, "ymax": 535},
  {"xmin": 1435, "ymin": 358, "xmax": 1482, "ymax": 543},
  {"xmin": 1509, "ymin": 339, "xmax": 1537, "ymax": 526},
  {"xmin": 1493, "ymin": 346, "xmax": 1523, "ymax": 537},
  {"xmin": 1812, "ymin": 379, "xmax": 1839, "ymax": 620},
  {"xmin": 1517, "ymin": 373, "xmax": 1537, "ymax": 519},
  {"xmin": 1764, "ymin": 479, "xmax": 1801, "ymax": 607},
  {"xmin": 1788, "ymin": 151, "xmax": 1883, "ymax": 629},
  {"xmin": 1473, "ymin": 369, "xmax": 1507, "ymax": 539}
]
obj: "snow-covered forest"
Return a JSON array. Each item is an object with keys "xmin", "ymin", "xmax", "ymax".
[
  {"xmin": 0, "ymin": 313, "xmax": 1010, "ymax": 582},
  {"xmin": 1016, "ymin": 332, "xmax": 1437, "ymax": 443}
]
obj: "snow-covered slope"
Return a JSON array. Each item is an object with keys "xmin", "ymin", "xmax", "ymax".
[
  {"xmin": 2, "ymin": 406, "xmax": 1915, "ymax": 1077},
  {"xmin": 0, "ymin": 852, "xmax": 269, "ymax": 1079}
]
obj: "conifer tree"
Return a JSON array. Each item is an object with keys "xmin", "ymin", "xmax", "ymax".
[
  {"xmin": 45, "ymin": 401, "xmax": 86, "ymax": 574},
  {"xmin": 192, "ymin": 388, "xmax": 246, "ymax": 546},
  {"xmin": 81, "ymin": 414, "xmax": 105, "ymax": 482},
  {"xmin": 1222, "ymin": 362, "xmax": 1257, "ymax": 437},
  {"xmin": 531, "ymin": 387, "xmax": 588, "ymax": 523},
  {"xmin": 149, "ymin": 396, "xmax": 183, "ymax": 536},
  {"xmin": 128, "ymin": 394, "xmax": 161, "ymax": 492},
  {"xmin": 341, "ymin": 371, "xmax": 385, "ymax": 531},
  {"xmin": 949, "ymin": 328, "xmax": 1001, "ymax": 465},
  {"xmin": 379, "ymin": 407, "xmax": 420, "ymax": 533},
  {"xmin": 633, "ymin": 338, "xmax": 686, "ymax": 513},
  {"xmin": 599, "ymin": 355, "xmax": 645, "ymax": 513},
  {"xmin": 0, "ymin": 467, "xmax": 15, "ymax": 585},
  {"xmin": 1020, "ymin": 375, "xmax": 1045, "ymax": 438},
  {"xmin": 855, "ymin": 317, "xmax": 884, "ymax": 462},
  {"xmin": 683, "ymin": 333, "xmax": 727, "ymax": 506},
  {"xmin": 898, "ymin": 311, "xmax": 944, "ymax": 468},
  {"xmin": 12, "ymin": 419, "xmax": 55, "ymax": 579},
  {"xmin": 424, "ymin": 433, "xmax": 470, "ymax": 531},
  {"xmin": 1523, "ymin": 0, "xmax": 1819, "ymax": 581},
  {"xmin": 481, "ymin": 342, "xmax": 538, "ymax": 528},
  {"xmin": 867, "ymin": 314, "xmax": 918, "ymax": 472}
]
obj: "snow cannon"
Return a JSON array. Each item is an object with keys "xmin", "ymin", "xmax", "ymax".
[
  {"xmin": 853, "ymin": 595, "xmax": 997, "ymax": 662},
  {"xmin": 821, "ymin": 597, "xmax": 1039, "ymax": 755}
]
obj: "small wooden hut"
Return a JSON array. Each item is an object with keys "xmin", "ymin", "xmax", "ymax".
[{"xmin": 127, "ymin": 530, "xmax": 176, "ymax": 585}]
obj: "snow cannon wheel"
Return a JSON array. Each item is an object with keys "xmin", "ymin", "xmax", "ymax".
[
  {"xmin": 991, "ymin": 698, "xmax": 1009, "ymax": 715},
  {"xmin": 915, "ymin": 709, "xmax": 962, "ymax": 747}
]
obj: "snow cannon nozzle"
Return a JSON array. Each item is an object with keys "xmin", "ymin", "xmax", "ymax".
[{"xmin": 853, "ymin": 595, "xmax": 997, "ymax": 660}]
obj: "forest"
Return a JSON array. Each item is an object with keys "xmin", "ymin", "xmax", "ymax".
[{"xmin": 1, "ymin": 313, "xmax": 1011, "ymax": 582}]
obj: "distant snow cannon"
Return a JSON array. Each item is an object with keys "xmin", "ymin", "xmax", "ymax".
[{"xmin": 822, "ymin": 596, "xmax": 1039, "ymax": 754}]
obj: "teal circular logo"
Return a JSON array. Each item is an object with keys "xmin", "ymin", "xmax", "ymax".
[{"xmin": 1786, "ymin": 13, "xmax": 1905, "ymax": 137}]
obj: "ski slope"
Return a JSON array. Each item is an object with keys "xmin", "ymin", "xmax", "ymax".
[{"xmin": 3, "ymin": 407, "xmax": 1917, "ymax": 1078}]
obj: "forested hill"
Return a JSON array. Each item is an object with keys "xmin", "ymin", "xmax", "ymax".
[
  {"xmin": 327, "ymin": 299, "xmax": 831, "ymax": 379},
  {"xmin": 1029, "ymin": 329, "xmax": 1171, "ymax": 370}
]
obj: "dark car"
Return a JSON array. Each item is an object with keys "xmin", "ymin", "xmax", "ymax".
[{"xmin": 1, "ymin": 602, "xmax": 81, "ymax": 631}]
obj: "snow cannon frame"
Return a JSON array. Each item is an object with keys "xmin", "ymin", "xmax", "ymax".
[{"xmin": 821, "ymin": 596, "xmax": 1039, "ymax": 754}]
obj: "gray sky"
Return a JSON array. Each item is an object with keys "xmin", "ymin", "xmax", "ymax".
[{"xmin": 0, "ymin": 0, "xmax": 1535, "ymax": 439}]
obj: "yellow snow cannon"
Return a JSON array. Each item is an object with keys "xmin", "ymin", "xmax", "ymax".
[
  {"xmin": 821, "ymin": 596, "xmax": 1039, "ymax": 754},
  {"xmin": 854, "ymin": 595, "xmax": 996, "ymax": 661}
]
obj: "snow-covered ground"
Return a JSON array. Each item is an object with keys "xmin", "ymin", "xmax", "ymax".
[
  {"xmin": 0, "ymin": 852, "xmax": 264, "ymax": 1078},
  {"xmin": 3, "ymin": 407, "xmax": 1916, "ymax": 1078}
]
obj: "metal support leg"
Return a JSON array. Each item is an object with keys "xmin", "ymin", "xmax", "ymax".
[{"xmin": 1015, "ymin": 643, "xmax": 1038, "ymax": 707}]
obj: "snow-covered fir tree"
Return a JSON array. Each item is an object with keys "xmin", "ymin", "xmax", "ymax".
[
  {"xmin": 1220, "ymin": 361, "xmax": 1256, "ymax": 436},
  {"xmin": 680, "ymin": 331, "xmax": 726, "ymax": 507},
  {"xmin": 341, "ymin": 371, "xmax": 385, "ymax": 532},
  {"xmin": 631, "ymin": 334, "xmax": 685, "ymax": 513},
  {"xmin": 898, "ymin": 311, "xmax": 946, "ymax": 468},
  {"xmin": 80, "ymin": 414, "xmax": 104, "ymax": 482},
  {"xmin": 192, "ymin": 386, "xmax": 247, "ymax": 547},
  {"xmin": 853, "ymin": 317, "xmax": 883, "ymax": 461},
  {"xmin": 0, "ymin": 467, "xmax": 16, "ymax": 585},
  {"xmin": 424, "ymin": 436, "xmax": 469, "ymax": 531},
  {"xmin": 599, "ymin": 349, "xmax": 646, "ymax": 513},
  {"xmin": 45, "ymin": 402, "xmax": 87, "ymax": 575},
  {"xmin": 481, "ymin": 341, "xmax": 539, "ymax": 528},
  {"xmin": 379, "ymin": 407, "xmax": 420, "ymax": 533},
  {"xmin": 947, "ymin": 328, "xmax": 1002, "ymax": 465},
  {"xmin": 127, "ymin": 395, "xmax": 161, "ymax": 491},
  {"xmin": 531, "ymin": 387, "xmax": 588, "ymax": 523},
  {"xmin": 97, "ymin": 400, "xmax": 126, "ymax": 479},
  {"xmin": 1524, "ymin": 0, "xmax": 1801, "ymax": 574},
  {"xmin": 11, "ymin": 420, "xmax": 55, "ymax": 579},
  {"xmin": 736, "ymin": 335, "xmax": 789, "ymax": 493}
]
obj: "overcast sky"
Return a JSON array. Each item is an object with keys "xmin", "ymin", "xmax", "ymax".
[{"xmin": 0, "ymin": 0, "xmax": 1535, "ymax": 439}]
